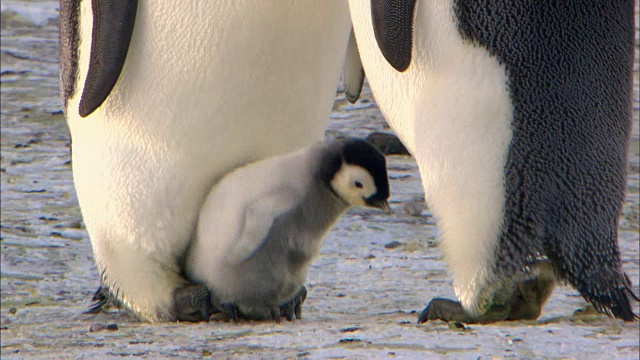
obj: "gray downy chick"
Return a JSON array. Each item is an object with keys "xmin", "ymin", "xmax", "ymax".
[{"xmin": 184, "ymin": 138, "xmax": 390, "ymax": 322}]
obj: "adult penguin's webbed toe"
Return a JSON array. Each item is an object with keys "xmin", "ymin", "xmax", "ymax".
[
  {"xmin": 419, "ymin": 297, "xmax": 513, "ymax": 324},
  {"xmin": 280, "ymin": 286, "xmax": 308, "ymax": 321},
  {"xmin": 419, "ymin": 274, "xmax": 556, "ymax": 324},
  {"xmin": 418, "ymin": 292, "xmax": 553, "ymax": 324},
  {"xmin": 418, "ymin": 298, "xmax": 476, "ymax": 324},
  {"xmin": 173, "ymin": 284, "xmax": 213, "ymax": 322}
]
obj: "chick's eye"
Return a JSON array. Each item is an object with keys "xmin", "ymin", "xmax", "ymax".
[{"xmin": 355, "ymin": 181, "xmax": 363, "ymax": 189}]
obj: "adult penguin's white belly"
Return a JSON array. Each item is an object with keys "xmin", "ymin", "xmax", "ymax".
[
  {"xmin": 348, "ymin": 0, "xmax": 636, "ymax": 322},
  {"xmin": 60, "ymin": 0, "xmax": 352, "ymax": 322},
  {"xmin": 349, "ymin": 0, "xmax": 512, "ymax": 317}
]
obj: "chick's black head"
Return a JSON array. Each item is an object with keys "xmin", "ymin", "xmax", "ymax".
[{"xmin": 340, "ymin": 138, "xmax": 390, "ymax": 204}]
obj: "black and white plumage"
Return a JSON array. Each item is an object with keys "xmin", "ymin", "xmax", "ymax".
[
  {"xmin": 348, "ymin": 0, "xmax": 637, "ymax": 321},
  {"xmin": 184, "ymin": 139, "xmax": 390, "ymax": 321},
  {"xmin": 58, "ymin": 0, "xmax": 353, "ymax": 322}
]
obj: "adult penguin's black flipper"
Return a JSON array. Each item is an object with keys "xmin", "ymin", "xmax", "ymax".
[
  {"xmin": 78, "ymin": 0, "xmax": 138, "ymax": 117},
  {"xmin": 370, "ymin": 0, "xmax": 417, "ymax": 72}
]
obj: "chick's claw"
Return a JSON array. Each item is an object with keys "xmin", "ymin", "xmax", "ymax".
[
  {"xmin": 279, "ymin": 286, "xmax": 308, "ymax": 321},
  {"xmin": 220, "ymin": 302, "xmax": 240, "ymax": 322}
]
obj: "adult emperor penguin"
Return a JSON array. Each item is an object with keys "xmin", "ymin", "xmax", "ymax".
[
  {"xmin": 347, "ymin": 0, "xmax": 637, "ymax": 322},
  {"xmin": 185, "ymin": 139, "xmax": 390, "ymax": 322},
  {"xmin": 58, "ymin": 0, "xmax": 352, "ymax": 322}
]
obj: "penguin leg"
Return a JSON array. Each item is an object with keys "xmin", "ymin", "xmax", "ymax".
[
  {"xmin": 209, "ymin": 287, "xmax": 308, "ymax": 323},
  {"xmin": 279, "ymin": 286, "xmax": 308, "ymax": 321},
  {"xmin": 418, "ymin": 298, "xmax": 475, "ymax": 323},
  {"xmin": 88, "ymin": 282, "xmax": 216, "ymax": 322},
  {"xmin": 205, "ymin": 289, "xmax": 244, "ymax": 322},
  {"xmin": 506, "ymin": 274, "xmax": 556, "ymax": 321},
  {"xmin": 418, "ymin": 297, "xmax": 513, "ymax": 324},
  {"xmin": 207, "ymin": 302, "xmax": 239, "ymax": 322},
  {"xmin": 91, "ymin": 241, "xmax": 196, "ymax": 321},
  {"xmin": 419, "ymin": 273, "xmax": 556, "ymax": 324},
  {"xmin": 173, "ymin": 284, "xmax": 213, "ymax": 322}
]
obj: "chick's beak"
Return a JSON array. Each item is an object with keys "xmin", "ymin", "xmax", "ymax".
[{"xmin": 367, "ymin": 199, "xmax": 391, "ymax": 214}]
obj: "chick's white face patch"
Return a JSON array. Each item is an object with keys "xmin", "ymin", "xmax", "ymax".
[{"xmin": 330, "ymin": 164, "xmax": 376, "ymax": 207}]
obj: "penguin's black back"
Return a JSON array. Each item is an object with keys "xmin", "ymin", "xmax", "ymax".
[{"xmin": 453, "ymin": 1, "xmax": 636, "ymax": 319}]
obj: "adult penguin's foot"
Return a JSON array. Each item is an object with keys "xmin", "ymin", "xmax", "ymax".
[
  {"xmin": 173, "ymin": 284, "xmax": 213, "ymax": 322},
  {"xmin": 418, "ymin": 298, "xmax": 515, "ymax": 324},
  {"xmin": 418, "ymin": 298, "xmax": 476, "ymax": 324},
  {"xmin": 419, "ymin": 274, "xmax": 556, "ymax": 324},
  {"xmin": 279, "ymin": 286, "xmax": 308, "ymax": 321}
]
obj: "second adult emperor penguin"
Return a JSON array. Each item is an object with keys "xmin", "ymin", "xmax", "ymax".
[
  {"xmin": 347, "ymin": 0, "xmax": 637, "ymax": 322},
  {"xmin": 59, "ymin": 0, "xmax": 352, "ymax": 322}
]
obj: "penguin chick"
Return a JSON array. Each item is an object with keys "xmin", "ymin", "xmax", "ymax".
[{"xmin": 184, "ymin": 138, "xmax": 390, "ymax": 322}]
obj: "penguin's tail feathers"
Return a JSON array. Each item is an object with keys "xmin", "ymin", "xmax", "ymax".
[
  {"xmin": 581, "ymin": 271, "xmax": 639, "ymax": 322},
  {"xmin": 623, "ymin": 272, "xmax": 640, "ymax": 303}
]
